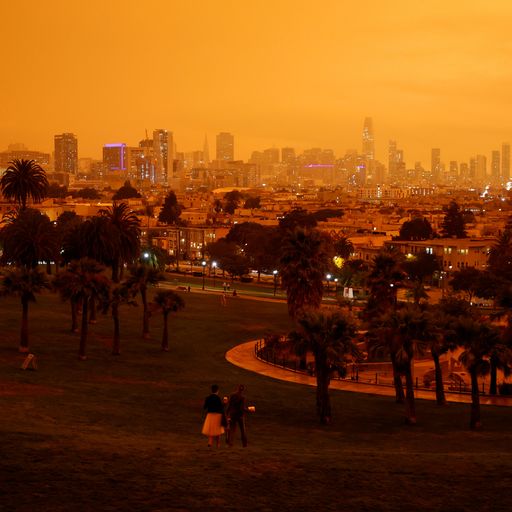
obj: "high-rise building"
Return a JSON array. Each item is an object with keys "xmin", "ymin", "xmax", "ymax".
[
  {"xmin": 153, "ymin": 129, "xmax": 173, "ymax": 185},
  {"xmin": 491, "ymin": 150, "xmax": 501, "ymax": 181},
  {"xmin": 203, "ymin": 135, "xmax": 210, "ymax": 164},
  {"xmin": 476, "ymin": 154, "xmax": 487, "ymax": 182},
  {"xmin": 362, "ymin": 117, "xmax": 375, "ymax": 161},
  {"xmin": 281, "ymin": 147, "xmax": 296, "ymax": 164},
  {"xmin": 502, "ymin": 143, "xmax": 510, "ymax": 182},
  {"xmin": 103, "ymin": 143, "xmax": 127, "ymax": 172},
  {"xmin": 388, "ymin": 140, "xmax": 405, "ymax": 183},
  {"xmin": 54, "ymin": 133, "xmax": 78, "ymax": 174},
  {"xmin": 216, "ymin": 132, "xmax": 234, "ymax": 161},
  {"xmin": 431, "ymin": 148, "xmax": 441, "ymax": 183}
]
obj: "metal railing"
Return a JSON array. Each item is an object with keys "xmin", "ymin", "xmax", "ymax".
[{"xmin": 254, "ymin": 338, "xmax": 488, "ymax": 395}]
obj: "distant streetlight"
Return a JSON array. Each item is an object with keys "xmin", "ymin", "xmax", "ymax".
[
  {"xmin": 326, "ymin": 274, "xmax": 332, "ymax": 294},
  {"xmin": 143, "ymin": 252, "xmax": 150, "ymax": 259},
  {"xmin": 212, "ymin": 261, "xmax": 217, "ymax": 288},
  {"xmin": 202, "ymin": 260, "xmax": 207, "ymax": 290},
  {"xmin": 273, "ymin": 270, "xmax": 278, "ymax": 296},
  {"xmin": 334, "ymin": 278, "xmax": 338, "ymax": 295}
]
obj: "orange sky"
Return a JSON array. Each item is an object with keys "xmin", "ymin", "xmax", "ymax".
[{"xmin": 3, "ymin": 0, "xmax": 512, "ymax": 166}]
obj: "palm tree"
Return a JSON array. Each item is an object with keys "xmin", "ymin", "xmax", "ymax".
[
  {"xmin": 54, "ymin": 259, "xmax": 111, "ymax": 360},
  {"xmin": 151, "ymin": 290, "xmax": 185, "ymax": 351},
  {"xmin": 1, "ymin": 267, "xmax": 50, "ymax": 352},
  {"xmin": 107, "ymin": 283, "xmax": 137, "ymax": 356},
  {"xmin": 333, "ymin": 234, "xmax": 354, "ymax": 261},
  {"xmin": 365, "ymin": 252, "xmax": 406, "ymax": 315},
  {"xmin": 124, "ymin": 264, "xmax": 162, "ymax": 338},
  {"xmin": 369, "ymin": 305, "xmax": 432, "ymax": 424},
  {"xmin": 99, "ymin": 202, "xmax": 141, "ymax": 282},
  {"xmin": 0, "ymin": 208, "xmax": 57, "ymax": 269},
  {"xmin": 0, "ymin": 159, "xmax": 49, "ymax": 209},
  {"xmin": 290, "ymin": 310, "xmax": 359, "ymax": 424},
  {"xmin": 448, "ymin": 316, "xmax": 499, "ymax": 429},
  {"xmin": 279, "ymin": 227, "xmax": 333, "ymax": 319}
]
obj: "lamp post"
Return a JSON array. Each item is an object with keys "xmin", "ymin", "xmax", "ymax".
[
  {"xmin": 273, "ymin": 270, "xmax": 278, "ymax": 296},
  {"xmin": 202, "ymin": 260, "xmax": 206, "ymax": 290},
  {"xmin": 212, "ymin": 261, "xmax": 217, "ymax": 288},
  {"xmin": 334, "ymin": 278, "xmax": 338, "ymax": 295},
  {"xmin": 326, "ymin": 274, "xmax": 332, "ymax": 294}
]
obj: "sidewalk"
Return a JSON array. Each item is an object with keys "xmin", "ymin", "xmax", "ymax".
[{"xmin": 226, "ymin": 340, "xmax": 512, "ymax": 407}]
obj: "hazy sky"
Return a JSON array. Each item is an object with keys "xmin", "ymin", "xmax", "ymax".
[{"xmin": 3, "ymin": 0, "xmax": 512, "ymax": 165}]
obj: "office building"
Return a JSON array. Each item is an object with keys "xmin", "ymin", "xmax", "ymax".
[
  {"xmin": 502, "ymin": 143, "xmax": 510, "ymax": 182},
  {"xmin": 153, "ymin": 129, "xmax": 173, "ymax": 185},
  {"xmin": 54, "ymin": 133, "xmax": 78, "ymax": 174},
  {"xmin": 431, "ymin": 148, "xmax": 441, "ymax": 183},
  {"xmin": 362, "ymin": 117, "xmax": 375, "ymax": 161},
  {"xmin": 491, "ymin": 150, "xmax": 501, "ymax": 181},
  {"xmin": 103, "ymin": 143, "xmax": 127, "ymax": 172},
  {"xmin": 216, "ymin": 132, "xmax": 234, "ymax": 161}
]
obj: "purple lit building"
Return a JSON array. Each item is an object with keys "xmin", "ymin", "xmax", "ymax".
[{"xmin": 103, "ymin": 143, "xmax": 127, "ymax": 173}]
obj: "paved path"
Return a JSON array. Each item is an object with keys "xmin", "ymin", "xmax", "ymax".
[{"xmin": 226, "ymin": 340, "xmax": 512, "ymax": 407}]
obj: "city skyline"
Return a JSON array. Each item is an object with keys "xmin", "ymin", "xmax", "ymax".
[{"xmin": 3, "ymin": 1, "xmax": 512, "ymax": 166}]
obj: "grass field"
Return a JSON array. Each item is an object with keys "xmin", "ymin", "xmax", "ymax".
[{"xmin": 1, "ymin": 289, "xmax": 512, "ymax": 512}]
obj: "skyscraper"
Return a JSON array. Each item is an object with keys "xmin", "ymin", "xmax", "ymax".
[
  {"xmin": 281, "ymin": 147, "xmax": 296, "ymax": 164},
  {"xmin": 54, "ymin": 133, "xmax": 78, "ymax": 173},
  {"xmin": 103, "ymin": 143, "xmax": 127, "ymax": 172},
  {"xmin": 153, "ymin": 129, "xmax": 174, "ymax": 185},
  {"xmin": 203, "ymin": 134, "xmax": 210, "ymax": 164},
  {"xmin": 362, "ymin": 117, "xmax": 374, "ymax": 161},
  {"xmin": 491, "ymin": 150, "xmax": 501, "ymax": 181},
  {"xmin": 476, "ymin": 154, "xmax": 487, "ymax": 182},
  {"xmin": 216, "ymin": 132, "xmax": 234, "ymax": 161},
  {"xmin": 431, "ymin": 148, "xmax": 441, "ymax": 183},
  {"xmin": 502, "ymin": 143, "xmax": 510, "ymax": 182}
]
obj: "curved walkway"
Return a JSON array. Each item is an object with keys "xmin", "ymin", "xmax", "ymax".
[{"xmin": 226, "ymin": 340, "xmax": 512, "ymax": 407}]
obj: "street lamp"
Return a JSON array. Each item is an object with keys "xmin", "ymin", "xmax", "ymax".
[
  {"xmin": 326, "ymin": 274, "xmax": 332, "ymax": 294},
  {"xmin": 202, "ymin": 260, "xmax": 206, "ymax": 290},
  {"xmin": 273, "ymin": 270, "xmax": 278, "ymax": 296},
  {"xmin": 212, "ymin": 261, "xmax": 217, "ymax": 288},
  {"xmin": 334, "ymin": 278, "xmax": 338, "ymax": 295}
]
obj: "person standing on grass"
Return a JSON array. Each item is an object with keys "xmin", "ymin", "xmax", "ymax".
[
  {"xmin": 226, "ymin": 384, "xmax": 248, "ymax": 447},
  {"xmin": 202, "ymin": 384, "xmax": 227, "ymax": 447}
]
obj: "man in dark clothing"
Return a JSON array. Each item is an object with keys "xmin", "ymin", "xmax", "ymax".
[{"xmin": 226, "ymin": 384, "xmax": 248, "ymax": 447}]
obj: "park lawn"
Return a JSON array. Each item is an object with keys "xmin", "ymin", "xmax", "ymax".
[{"xmin": 1, "ymin": 290, "xmax": 512, "ymax": 512}]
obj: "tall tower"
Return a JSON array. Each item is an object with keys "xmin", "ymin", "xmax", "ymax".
[
  {"xmin": 203, "ymin": 134, "xmax": 210, "ymax": 164},
  {"xmin": 216, "ymin": 132, "xmax": 234, "ymax": 161},
  {"xmin": 431, "ymin": 148, "xmax": 441, "ymax": 184},
  {"xmin": 491, "ymin": 150, "xmax": 501, "ymax": 181},
  {"xmin": 54, "ymin": 133, "xmax": 78, "ymax": 174},
  {"xmin": 153, "ymin": 129, "xmax": 174, "ymax": 185},
  {"xmin": 362, "ymin": 117, "xmax": 374, "ymax": 160},
  {"xmin": 502, "ymin": 143, "xmax": 510, "ymax": 183}
]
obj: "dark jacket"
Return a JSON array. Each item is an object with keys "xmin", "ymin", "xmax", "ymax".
[
  {"xmin": 203, "ymin": 393, "xmax": 224, "ymax": 414},
  {"xmin": 226, "ymin": 392, "xmax": 246, "ymax": 419}
]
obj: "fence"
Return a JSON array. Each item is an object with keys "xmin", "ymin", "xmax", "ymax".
[{"xmin": 254, "ymin": 338, "xmax": 488, "ymax": 395}]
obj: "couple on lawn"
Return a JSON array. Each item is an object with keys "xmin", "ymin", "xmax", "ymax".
[{"xmin": 202, "ymin": 384, "xmax": 249, "ymax": 448}]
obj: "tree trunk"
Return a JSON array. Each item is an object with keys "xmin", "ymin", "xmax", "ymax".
[
  {"xmin": 161, "ymin": 312, "xmax": 169, "ymax": 351},
  {"xmin": 470, "ymin": 368, "xmax": 481, "ymax": 429},
  {"xmin": 112, "ymin": 303, "xmax": 120, "ymax": 355},
  {"xmin": 489, "ymin": 356, "xmax": 498, "ymax": 396},
  {"xmin": 391, "ymin": 353, "xmax": 405, "ymax": 403},
  {"xmin": 79, "ymin": 297, "xmax": 89, "ymax": 360},
  {"xmin": 19, "ymin": 296, "xmax": 29, "ymax": 353},
  {"xmin": 404, "ymin": 360, "xmax": 416, "ymax": 425},
  {"xmin": 315, "ymin": 362, "xmax": 331, "ymax": 424},
  {"xmin": 89, "ymin": 296, "xmax": 97, "ymax": 324},
  {"xmin": 71, "ymin": 299, "xmax": 78, "ymax": 333},
  {"xmin": 141, "ymin": 286, "xmax": 150, "ymax": 339},
  {"xmin": 112, "ymin": 260, "xmax": 120, "ymax": 284},
  {"xmin": 432, "ymin": 350, "xmax": 446, "ymax": 405}
]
